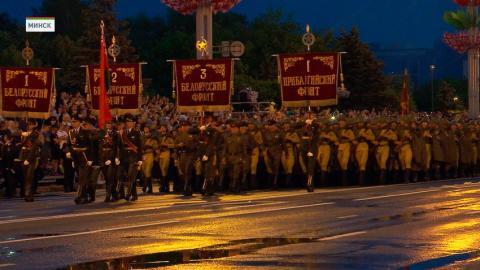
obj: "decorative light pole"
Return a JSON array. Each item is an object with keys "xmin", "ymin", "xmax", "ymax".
[
  {"xmin": 444, "ymin": 0, "xmax": 480, "ymax": 118},
  {"xmin": 162, "ymin": 0, "xmax": 241, "ymax": 59}
]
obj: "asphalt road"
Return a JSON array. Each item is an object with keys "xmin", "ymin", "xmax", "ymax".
[{"xmin": 1, "ymin": 178, "xmax": 480, "ymax": 270}]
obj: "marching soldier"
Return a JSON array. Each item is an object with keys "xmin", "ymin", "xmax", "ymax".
[
  {"xmin": 84, "ymin": 118, "xmax": 101, "ymax": 203},
  {"xmin": 316, "ymin": 121, "xmax": 337, "ymax": 186},
  {"xmin": 411, "ymin": 121, "xmax": 427, "ymax": 182},
  {"xmin": 67, "ymin": 116, "xmax": 91, "ymax": 204},
  {"xmin": 120, "ymin": 116, "xmax": 142, "ymax": 201},
  {"xmin": 198, "ymin": 124, "xmax": 217, "ymax": 195},
  {"xmin": 247, "ymin": 120, "xmax": 263, "ymax": 189},
  {"xmin": 222, "ymin": 121, "xmax": 247, "ymax": 193},
  {"xmin": 442, "ymin": 123, "xmax": 459, "ymax": 179},
  {"xmin": 156, "ymin": 124, "xmax": 174, "ymax": 193},
  {"xmin": 421, "ymin": 121, "xmax": 433, "ymax": 180},
  {"xmin": 354, "ymin": 121, "xmax": 375, "ymax": 185},
  {"xmin": 17, "ymin": 120, "xmax": 42, "ymax": 202},
  {"xmin": 174, "ymin": 121, "xmax": 196, "ymax": 196},
  {"xmin": 431, "ymin": 122, "xmax": 444, "ymax": 180},
  {"xmin": 336, "ymin": 119, "xmax": 355, "ymax": 186},
  {"xmin": 375, "ymin": 122, "xmax": 398, "ymax": 184},
  {"xmin": 281, "ymin": 121, "xmax": 300, "ymax": 187},
  {"xmin": 298, "ymin": 119, "xmax": 317, "ymax": 192},
  {"xmin": 262, "ymin": 120, "xmax": 284, "ymax": 188},
  {"xmin": 2, "ymin": 133, "xmax": 18, "ymax": 198},
  {"xmin": 240, "ymin": 121, "xmax": 257, "ymax": 190},
  {"xmin": 99, "ymin": 120, "xmax": 120, "ymax": 202},
  {"xmin": 141, "ymin": 125, "xmax": 157, "ymax": 194},
  {"xmin": 398, "ymin": 122, "xmax": 413, "ymax": 183}
]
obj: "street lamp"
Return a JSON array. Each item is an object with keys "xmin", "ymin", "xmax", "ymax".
[{"xmin": 430, "ymin": 64, "xmax": 436, "ymax": 112}]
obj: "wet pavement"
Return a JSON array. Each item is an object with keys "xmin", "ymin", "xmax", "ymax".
[{"xmin": 1, "ymin": 178, "xmax": 480, "ymax": 269}]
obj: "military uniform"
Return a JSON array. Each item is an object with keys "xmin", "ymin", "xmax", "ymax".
[
  {"xmin": 197, "ymin": 127, "xmax": 217, "ymax": 195},
  {"xmin": 67, "ymin": 122, "xmax": 92, "ymax": 204},
  {"xmin": 336, "ymin": 122, "xmax": 355, "ymax": 186},
  {"xmin": 354, "ymin": 123, "xmax": 375, "ymax": 185},
  {"xmin": 240, "ymin": 123, "xmax": 258, "ymax": 189},
  {"xmin": 298, "ymin": 122, "xmax": 317, "ymax": 192},
  {"xmin": 222, "ymin": 123, "xmax": 246, "ymax": 193},
  {"xmin": 316, "ymin": 124, "xmax": 337, "ymax": 186},
  {"xmin": 248, "ymin": 122, "xmax": 263, "ymax": 188},
  {"xmin": 398, "ymin": 127, "xmax": 413, "ymax": 183},
  {"xmin": 281, "ymin": 123, "xmax": 300, "ymax": 187},
  {"xmin": 99, "ymin": 127, "xmax": 120, "ymax": 202},
  {"xmin": 141, "ymin": 130, "xmax": 158, "ymax": 193},
  {"xmin": 375, "ymin": 125, "xmax": 398, "ymax": 184},
  {"xmin": 156, "ymin": 129, "xmax": 175, "ymax": 192},
  {"xmin": 120, "ymin": 121, "xmax": 142, "ymax": 201},
  {"xmin": 262, "ymin": 121, "xmax": 284, "ymax": 187},
  {"xmin": 1, "ymin": 134, "xmax": 18, "ymax": 198},
  {"xmin": 18, "ymin": 129, "xmax": 42, "ymax": 202},
  {"xmin": 174, "ymin": 123, "xmax": 197, "ymax": 196}
]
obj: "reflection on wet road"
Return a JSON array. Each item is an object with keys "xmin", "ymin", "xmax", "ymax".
[{"xmin": 1, "ymin": 178, "xmax": 480, "ymax": 269}]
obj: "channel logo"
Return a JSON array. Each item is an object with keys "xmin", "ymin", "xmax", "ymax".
[{"xmin": 26, "ymin": 17, "xmax": 55, "ymax": 32}]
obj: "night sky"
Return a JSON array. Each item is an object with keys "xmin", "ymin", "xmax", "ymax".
[{"xmin": 1, "ymin": 0, "xmax": 458, "ymax": 48}]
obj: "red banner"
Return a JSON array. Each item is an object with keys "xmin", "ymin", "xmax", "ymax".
[
  {"xmin": 86, "ymin": 63, "xmax": 142, "ymax": 113},
  {"xmin": 0, "ymin": 67, "xmax": 55, "ymax": 119},
  {"xmin": 277, "ymin": 53, "xmax": 340, "ymax": 107},
  {"xmin": 173, "ymin": 59, "xmax": 234, "ymax": 112}
]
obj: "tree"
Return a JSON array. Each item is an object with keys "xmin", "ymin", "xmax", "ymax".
[
  {"xmin": 437, "ymin": 80, "xmax": 462, "ymax": 112},
  {"xmin": 34, "ymin": 0, "xmax": 86, "ymax": 39},
  {"xmin": 336, "ymin": 28, "xmax": 395, "ymax": 110}
]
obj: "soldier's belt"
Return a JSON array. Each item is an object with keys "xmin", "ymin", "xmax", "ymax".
[
  {"xmin": 102, "ymin": 148, "xmax": 113, "ymax": 151},
  {"xmin": 73, "ymin": 147, "xmax": 87, "ymax": 151},
  {"xmin": 21, "ymin": 147, "xmax": 31, "ymax": 150}
]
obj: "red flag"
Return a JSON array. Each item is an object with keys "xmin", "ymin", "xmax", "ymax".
[
  {"xmin": 400, "ymin": 69, "xmax": 410, "ymax": 115},
  {"xmin": 98, "ymin": 20, "xmax": 112, "ymax": 128}
]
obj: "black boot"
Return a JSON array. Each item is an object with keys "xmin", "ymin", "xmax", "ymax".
[
  {"xmin": 358, "ymin": 171, "xmax": 365, "ymax": 186},
  {"xmin": 341, "ymin": 171, "xmax": 348, "ymax": 186},
  {"xmin": 306, "ymin": 175, "xmax": 314, "ymax": 192},
  {"xmin": 403, "ymin": 169, "xmax": 410, "ymax": 184},
  {"xmin": 250, "ymin": 174, "xmax": 258, "ymax": 190},
  {"xmin": 379, "ymin": 170, "xmax": 386, "ymax": 185},
  {"xmin": 147, "ymin": 177, "xmax": 153, "ymax": 194},
  {"xmin": 319, "ymin": 171, "xmax": 327, "ymax": 187},
  {"xmin": 412, "ymin": 171, "xmax": 419, "ymax": 183},
  {"xmin": 285, "ymin": 174, "xmax": 292, "ymax": 188}
]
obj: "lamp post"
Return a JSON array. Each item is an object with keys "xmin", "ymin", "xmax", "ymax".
[{"xmin": 430, "ymin": 64, "xmax": 436, "ymax": 112}]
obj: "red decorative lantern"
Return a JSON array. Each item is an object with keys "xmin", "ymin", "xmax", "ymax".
[
  {"xmin": 454, "ymin": 0, "xmax": 480, "ymax": 6},
  {"xmin": 444, "ymin": 32, "xmax": 480, "ymax": 53},
  {"xmin": 162, "ymin": 0, "xmax": 241, "ymax": 15}
]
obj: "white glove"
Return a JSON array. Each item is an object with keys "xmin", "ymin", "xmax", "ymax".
[
  {"xmin": 23, "ymin": 160, "xmax": 30, "ymax": 166},
  {"xmin": 87, "ymin": 161, "xmax": 93, "ymax": 166},
  {"xmin": 305, "ymin": 119, "xmax": 313, "ymax": 125},
  {"xmin": 105, "ymin": 160, "xmax": 112, "ymax": 166},
  {"xmin": 115, "ymin": 158, "xmax": 120, "ymax": 165},
  {"xmin": 142, "ymin": 155, "xmax": 147, "ymax": 161},
  {"xmin": 307, "ymin": 152, "xmax": 314, "ymax": 157},
  {"xmin": 202, "ymin": 155, "xmax": 208, "ymax": 161},
  {"xmin": 137, "ymin": 161, "xmax": 143, "ymax": 166},
  {"xmin": 72, "ymin": 162, "xmax": 75, "ymax": 169},
  {"xmin": 200, "ymin": 125, "xmax": 206, "ymax": 131},
  {"xmin": 66, "ymin": 152, "xmax": 72, "ymax": 159}
]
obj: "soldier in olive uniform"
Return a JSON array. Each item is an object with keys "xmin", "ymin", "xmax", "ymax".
[
  {"xmin": 156, "ymin": 124, "xmax": 174, "ymax": 193},
  {"xmin": 141, "ymin": 125, "xmax": 158, "ymax": 194},
  {"xmin": 281, "ymin": 121, "xmax": 300, "ymax": 187},
  {"xmin": 262, "ymin": 120, "xmax": 284, "ymax": 188},
  {"xmin": 316, "ymin": 121, "xmax": 337, "ymax": 186},
  {"xmin": 354, "ymin": 121, "xmax": 375, "ymax": 185},
  {"xmin": 174, "ymin": 121, "xmax": 197, "ymax": 196},
  {"xmin": 222, "ymin": 121, "xmax": 247, "ymax": 193},
  {"xmin": 336, "ymin": 119, "xmax": 355, "ymax": 186},
  {"xmin": 411, "ymin": 121, "xmax": 427, "ymax": 182},
  {"xmin": 120, "ymin": 117, "xmax": 142, "ymax": 201},
  {"xmin": 240, "ymin": 121, "xmax": 257, "ymax": 189},
  {"xmin": 398, "ymin": 122, "xmax": 413, "ymax": 183},
  {"xmin": 247, "ymin": 120, "xmax": 263, "ymax": 189},
  {"xmin": 376, "ymin": 122, "xmax": 398, "ymax": 184}
]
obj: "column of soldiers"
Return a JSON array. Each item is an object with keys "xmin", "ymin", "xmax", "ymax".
[{"xmin": 2, "ymin": 113, "xmax": 480, "ymax": 202}]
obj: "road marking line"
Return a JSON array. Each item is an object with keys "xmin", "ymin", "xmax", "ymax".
[
  {"xmin": 0, "ymin": 264, "xmax": 16, "ymax": 268},
  {"xmin": 0, "ymin": 216, "xmax": 16, "ymax": 219},
  {"xmin": 223, "ymin": 202, "xmax": 285, "ymax": 210},
  {"xmin": 217, "ymin": 202, "xmax": 335, "ymax": 218},
  {"xmin": 317, "ymin": 231, "xmax": 367, "ymax": 241},
  {"xmin": 354, "ymin": 189, "xmax": 442, "ymax": 201},
  {"xmin": 336, "ymin": 215, "xmax": 358, "ymax": 219},
  {"xmin": 0, "ymin": 220, "xmax": 179, "ymax": 245}
]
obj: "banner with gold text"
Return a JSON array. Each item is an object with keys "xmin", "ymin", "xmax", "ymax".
[
  {"xmin": 86, "ymin": 63, "xmax": 142, "ymax": 114},
  {"xmin": 173, "ymin": 59, "xmax": 234, "ymax": 112},
  {"xmin": 0, "ymin": 67, "xmax": 55, "ymax": 118},
  {"xmin": 277, "ymin": 53, "xmax": 339, "ymax": 107}
]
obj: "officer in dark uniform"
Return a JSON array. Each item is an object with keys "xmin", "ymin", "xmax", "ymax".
[
  {"xmin": 197, "ymin": 124, "xmax": 217, "ymax": 196},
  {"xmin": 120, "ymin": 116, "xmax": 142, "ymax": 201},
  {"xmin": 84, "ymin": 118, "xmax": 101, "ymax": 203},
  {"xmin": 18, "ymin": 119, "xmax": 43, "ymax": 202},
  {"xmin": 2, "ymin": 133, "xmax": 19, "ymax": 198},
  {"xmin": 67, "ymin": 116, "xmax": 92, "ymax": 204},
  {"xmin": 298, "ymin": 119, "xmax": 317, "ymax": 192},
  {"xmin": 99, "ymin": 120, "xmax": 120, "ymax": 202}
]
